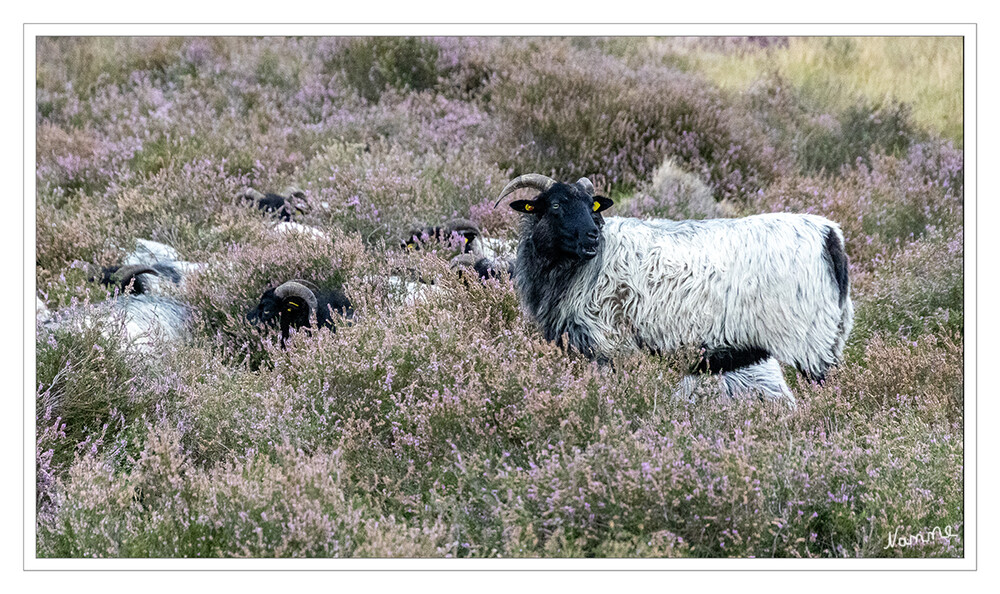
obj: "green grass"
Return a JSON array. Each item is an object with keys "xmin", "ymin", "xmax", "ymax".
[{"xmin": 664, "ymin": 37, "xmax": 964, "ymax": 147}]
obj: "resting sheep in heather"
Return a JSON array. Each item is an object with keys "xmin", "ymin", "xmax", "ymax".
[
  {"xmin": 240, "ymin": 187, "xmax": 308, "ymax": 222},
  {"xmin": 246, "ymin": 280, "xmax": 353, "ymax": 345},
  {"xmin": 37, "ymin": 239, "xmax": 205, "ymax": 350},
  {"xmin": 240, "ymin": 187, "xmax": 329, "ymax": 239},
  {"xmin": 403, "ymin": 218, "xmax": 516, "ymax": 281},
  {"xmin": 41, "ymin": 263, "xmax": 191, "ymax": 351},
  {"xmin": 494, "ymin": 173, "xmax": 854, "ymax": 404}
]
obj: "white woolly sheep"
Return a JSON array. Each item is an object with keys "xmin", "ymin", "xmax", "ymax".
[
  {"xmin": 40, "ymin": 240, "xmax": 201, "ymax": 351},
  {"xmin": 495, "ymin": 173, "xmax": 854, "ymax": 404}
]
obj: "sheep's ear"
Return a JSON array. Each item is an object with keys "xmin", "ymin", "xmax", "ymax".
[
  {"xmin": 592, "ymin": 195, "xmax": 614, "ymax": 213},
  {"xmin": 284, "ymin": 297, "xmax": 305, "ymax": 312},
  {"xmin": 510, "ymin": 200, "xmax": 540, "ymax": 214}
]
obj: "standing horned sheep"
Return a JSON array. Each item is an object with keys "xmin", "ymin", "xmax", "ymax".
[{"xmin": 495, "ymin": 173, "xmax": 854, "ymax": 404}]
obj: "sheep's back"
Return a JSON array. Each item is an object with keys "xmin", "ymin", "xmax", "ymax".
[{"xmin": 568, "ymin": 214, "xmax": 848, "ymax": 370}]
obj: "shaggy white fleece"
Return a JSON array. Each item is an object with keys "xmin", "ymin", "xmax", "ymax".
[{"xmin": 541, "ymin": 213, "xmax": 853, "ymax": 402}]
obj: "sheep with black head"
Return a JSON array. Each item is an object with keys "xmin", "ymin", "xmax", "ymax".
[
  {"xmin": 495, "ymin": 173, "xmax": 854, "ymax": 404},
  {"xmin": 246, "ymin": 280, "xmax": 353, "ymax": 345},
  {"xmin": 403, "ymin": 218, "xmax": 516, "ymax": 281},
  {"xmin": 93, "ymin": 263, "xmax": 182, "ymax": 296},
  {"xmin": 44, "ymin": 263, "xmax": 192, "ymax": 351},
  {"xmin": 240, "ymin": 187, "xmax": 308, "ymax": 222}
]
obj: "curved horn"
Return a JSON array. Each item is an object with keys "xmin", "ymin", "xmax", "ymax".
[
  {"xmin": 575, "ymin": 177, "xmax": 595, "ymax": 195},
  {"xmin": 111, "ymin": 265, "xmax": 159, "ymax": 294},
  {"xmin": 273, "ymin": 281, "xmax": 319, "ymax": 324},
  {"xmin": 286, "ymin": 278, "xmax": 321, "ymax": 292},
  {"xmin": 113, "ymin": 265, "xmax": 159, "ymax": 281},
  {"xmin": 239, "ymin": 188, "xmax": 266, "ymax": 202},
  {"xmin": 445, "ymin": 218, "xmax": 481, "ymax": 234},
  {"xmin": 493, "ymin": 173, "xmax": 558, "ymax": 208},
  {"xmin": 446, "ymin": 218, "xmax": 481, "ymax": 242},
  {"xmin": 283, "ymin": 186, "xmax": 306, "ymax": 200}
]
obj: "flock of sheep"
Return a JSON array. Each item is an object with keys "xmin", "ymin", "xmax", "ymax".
[{"xmin": 37, "ymin": 173, "xmax": 854, "ymax": 406}]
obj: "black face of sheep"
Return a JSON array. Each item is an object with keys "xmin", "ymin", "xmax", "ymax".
[
  {"xmin": 497, "ymin": 175, "xmax": 613, "ymax": 261},
  {"xmin": 246, "ymin": 281, "xmax": 353, "ymax": 343}
]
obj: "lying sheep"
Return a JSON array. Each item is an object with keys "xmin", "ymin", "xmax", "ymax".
[
  {"xmin": 246, "ymin": 280, "xmax": 353, "ymax": 345},
  {"xmin": 40, "ymin": 239, "xmax": 203, "ymax": 351},
  {"xmin": 118, "ymin": 238, "xmax": 206, "ymax": 286},
  {"xmin": 42, "ymin": 265, "xmax": 191, "ymax": 351},
  {"xmin": 105, "ymin": 266, "xmax": 191, "ymax": 348},
  {"xmin": 239, "ymin": 187, "xmax": 307, "ymax": 222},
  {"xmin": 494, "ymin": 173, "xmax": 854, "ymax": 404},
  {"xmin": 403, "ymin": 218, "xmax": 516, "ymax": 280},
  {"xmin": 402, "ymin": 219, "xmax": 482, "ymax": 254},
  {"xmin": 92, "ymin": 263, "xmax": 182, "ymax": 296},
  {"xmin": 240, "ymin": 187, "xmax": 329, "ymax": 240}
]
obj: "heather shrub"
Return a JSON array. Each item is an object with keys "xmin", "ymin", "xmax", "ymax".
[
  {"xmin": 478, "ymin": 38, "xmax": 789, "ymax": 199},
  {"xmin": 743, "ymin": 73, "xmax": 917, "ymax": 177},
  {"xmin": 35, "ymin": 312, "xmax": 157, "ymax": 474},
  {"xmin": 838, "ymin": 332, "xmax": 963, "ymax": 423},
  {"xmin": 38, "ymin": 425, "xmax": 453, "ymax": 558},
  {"xmin": 850, "ymin": 229, "xmax": 964, "ymax": 344},
  {"xmin": 297, "ymin": 129, "xmax": 508, "ymax": 243},
  {"xmin": 330, "ymin": 37, "xmax": 442, "ymax": 103},
  {"xmin": 798, "ymin": 99, "xmax": 916, "ymax": 175},
  {"xmin": 36, "ymin": 37, "xmax": 190, "ymax": 100},
  {"xmin": 622, "ymin": 157, "xmax": 724, "ymax": 220}
]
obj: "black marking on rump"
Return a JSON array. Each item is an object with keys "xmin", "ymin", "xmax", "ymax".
[
  {"xmin": 796, "ymin": 363, "xmax": 826, "ymax": 384},
  {"xmin": 691, "ymin": 345, "xmax": 770, "ymax": 375},
  {"xmin": 824, "ymin": 227, "xmax": 849, "ymax": 307}
]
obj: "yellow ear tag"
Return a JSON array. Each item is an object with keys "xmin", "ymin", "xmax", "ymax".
[
  {"xmin": 524, "ymin": 203, "xmax": 534, "ymax": 211},
  {"xmin": 593, "ymin": 201, "xmax": 600, "ymax": 212}
]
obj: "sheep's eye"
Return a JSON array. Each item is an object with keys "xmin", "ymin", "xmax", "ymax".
[{"xmin": 551, "ymin": 203, "xmax": 559, "ymax": 210}]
